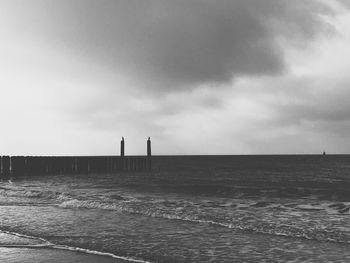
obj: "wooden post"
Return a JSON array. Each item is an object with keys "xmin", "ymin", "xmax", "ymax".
[
  {"xmin": 2, "ymin": 156, "xmax": 10, "ymax": 179},
  {"xmin": 147, "ymin": 137, "xmax": 151, "ymax": 157},
  {"xmin": 11, "ymin": 156, "xmax": 26, "ymax": 176},
  {"xmin": 76, "ymin": 157, "xmax": 89, "ymax": 174},
  {"xmin": 74, "ymin": 157, "xmax": 78, "ymax": 173},
  {"xmin": 120, "ymin": 137, "xmax": 125, "ymax": 157},
  {"xmin": 87, "ymin": 157, "xmax": 90, "ymax": 173},
  {"xmin": 147, "ymin": 137, "xmax": 152, "ymax": 171}
]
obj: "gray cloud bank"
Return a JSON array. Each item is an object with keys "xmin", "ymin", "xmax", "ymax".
[
  {"xmin": 13, "ymin": 0, "xmax": 334, "ymax": 89},
  {"xmin": 2, "ymin": 0, "xmax": 348, "ymax": 154}
]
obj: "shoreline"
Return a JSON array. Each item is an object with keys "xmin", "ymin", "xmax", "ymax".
[
  {"xmin": 0, "ymin": 247, "xmax": 129, "ymax": 263},
  {"xmin": 0, "ymin": 231, "xmax": 148, "ymax": 263}
]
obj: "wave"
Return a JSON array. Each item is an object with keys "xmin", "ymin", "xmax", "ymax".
[
  {"xmin": 58, "ymin": 197, "xmax": 350, "ymax": 214},
  {"xmin": 58, "ymin": 199, "xmax": 124, "ymax": 211},
  {"xmin": 0, "ymin": 185, "xmax": 68, "ymax": 200},
  {"xmin": 57, "ymin": 198, "xmax": 350, "ymax": 245},
  {"xmin": 0, "ymin": 229, "xmax": 152, "ymax": 263},
  {"xmin": 2, "ymin": 181, "xmax": 350, "ymax": 247},
  {"xmin": 0, "ymin": 183, "xmax": 73, "ymax": 207}
]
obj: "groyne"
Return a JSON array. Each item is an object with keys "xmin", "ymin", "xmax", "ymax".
[{"xmin": 0, "ymin": 138, "xmax": 152, "ymax": 178}]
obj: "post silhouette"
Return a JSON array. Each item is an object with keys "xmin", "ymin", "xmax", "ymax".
[
  {"xmin": 2, "ymin": 156, "xmax": 10, "ymax": 179},
  {"xmin": 147, "ymin": 137, "xmax": 151, "ymax": 157},
  {"xmin": 147, "ymin": 137, "xmax": 152, "ymax": 170},
  {"xmin": 120, "ymin": 137, "xmax": 125, "ymax": 157}
]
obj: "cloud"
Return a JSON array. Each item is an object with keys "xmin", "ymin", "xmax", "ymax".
[
  {"xmin": 1, "ymin": 0, "xmax": 349, "ymax": 155},
  {"xmin": 6, "ymin": 0, "xmax": 335, "ymax": 90}
]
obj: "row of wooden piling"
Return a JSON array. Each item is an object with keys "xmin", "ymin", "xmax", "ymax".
[{"xmin": 0, "ymin": 156, "xmax": 152, "ymax": 177}]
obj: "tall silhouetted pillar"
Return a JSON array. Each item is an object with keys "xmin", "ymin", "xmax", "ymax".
[
  {"xmin": 120, "ymin": 137, "xmax": 125, "ymax": 157},
  {"xmin": 147, "ymin": 137, "xmax": 151, "ymax": 157},
  {"xmin": 147, "ymin": 137, "xmax": 152, "ymax": 170}
]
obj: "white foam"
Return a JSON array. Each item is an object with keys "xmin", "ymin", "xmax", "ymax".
[
  {"xmin": 296, "ymin": 204, "xmax": 324, "ymax": 210},
  {"xmin": 58, "ymin": 199, "xmax": 123, "ymax": 211},
  {"xmin": 53, "ymin": 245, "xmax": 152, "ymax": 263},
  {"xmin": 0, "ymin": 229, "xmax": 152, "ymax": 263},
  {"xmin": 0, "ymin": 229, "xmax": 51, "ymax": 244}
]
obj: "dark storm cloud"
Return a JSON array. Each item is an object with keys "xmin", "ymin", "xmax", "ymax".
[
  {"xmin": 2, "ymin": 0, "xmax": 350, "ymax": 155},
  {"xmin": 13, "ymin": 0, "xmax": 334, "ymax": 89},
  {"xmin": 338, "ymin": 0, "xmax": 350, "ymax": 9}
]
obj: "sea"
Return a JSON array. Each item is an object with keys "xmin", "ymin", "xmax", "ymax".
[{"xmin": 1, "ymin": 155, "xmax": 350, "ymax": 262}]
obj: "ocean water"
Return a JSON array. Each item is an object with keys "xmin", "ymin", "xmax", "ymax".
[{"xmin": 1, "ymin": 155, "xmax": 350, "ymax": 262}]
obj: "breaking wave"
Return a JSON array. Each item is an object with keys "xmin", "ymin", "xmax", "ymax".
[
  {"xmin": 57, "ymin": 198, "xmax": 350, "ymax": 245},
  {"xmin": 0, "ymin": 184, "xmax": 67, "ymax": 199}
]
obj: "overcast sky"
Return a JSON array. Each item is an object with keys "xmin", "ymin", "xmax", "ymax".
[{"xmin": 1, "ymin": 0, "xmax": 350, "ymax": 155}]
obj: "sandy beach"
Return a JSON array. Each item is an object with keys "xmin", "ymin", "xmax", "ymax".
[
  {"xmin": 0, "ymin": 232, "xmax": 129, "ymax": 263},
  {"xmin": 0, "ymin": 247, "xmax": 129, "ymax": 263}
]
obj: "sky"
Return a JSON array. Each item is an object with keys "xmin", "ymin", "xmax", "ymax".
[{"xmin": 1, "ymin": 0, "xmax": 350, "ymax": 155}]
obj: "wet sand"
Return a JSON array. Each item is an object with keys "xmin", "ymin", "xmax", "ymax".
[
  {"xmin": 0, "ymin": 232, "xmax": 130, "ymax": 263},
  {"xmin": 0, "ymin": 247, "xmax": 129, "ymax": 263}
]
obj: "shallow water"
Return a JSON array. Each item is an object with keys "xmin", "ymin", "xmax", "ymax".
[
  {"xmin": 0, "ymin": 247, "xmax": 126, "ymax": 263},
  {"xmin": 1, "ymin": 155, "xmax": 350, "ymax": 262}
]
